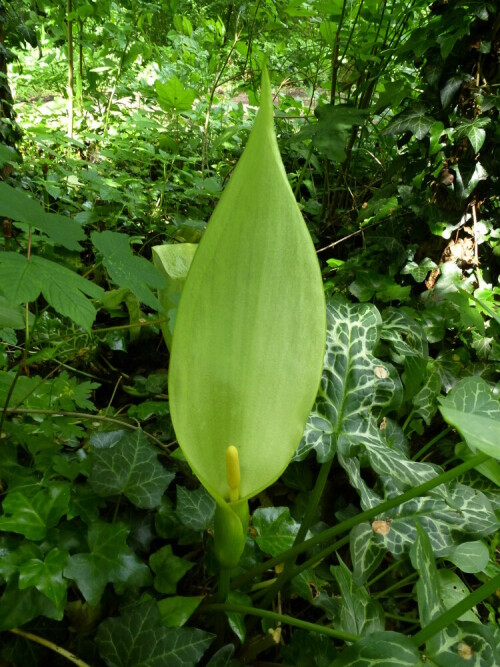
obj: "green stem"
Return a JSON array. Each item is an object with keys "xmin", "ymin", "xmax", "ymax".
[
  {"xmin": 294, "ymin": 458, "xmax": 334, "ymax": 547},
  {"xmin": 231, "ymin": 453, "xmax": 490, "ymax": 590},
  {"xmin": 385, "ymin": 612, "xmax": 420, "ymax": 624},
  {"xmin": 411, "ymin": 572, "xmax": 500, "ymax": 647},
  {"xmin": 9, "ymin": 628, "xmax": 90, "ymax": 667},
  {"xmin": 412, "ymin": 427, "xmax": 452, "ymax": 461},
  {"xmin": 367, "ymin": 559, "xmax": 402, "ymax": 587},
  {"xmin": 218, "ymin": 566, "xmax": 231, "ymax": 602},
  {"xmin": 201, "ymin": 603, "xmax": 359, "ymax": 643},
  {"xmin": 373, "ymin": 572, "xmax": 418, "ymax": 598}
]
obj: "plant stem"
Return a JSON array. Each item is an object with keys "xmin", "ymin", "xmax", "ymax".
[
  {"xmin": 218, "ymin": 566, "xmax": 232, "ymax": 602},
  {"xmin": 411, "ymin": 572, "xmax": 500, "ymax": 647},
  {"xmin": 412, "ymin": 427, "xmax": 452, "ymax": 461},
  {"xmin": 373, "ymin": 572, "xmax": 418, "ymax": 598},
  {"xmin": 9, "ymin": 628, "xmax": 90, "ymax": 667},
  {"xmin": 201, "ymin": 603, "xmax": 359, "ymax": 643},
  {"xmin": 231, "ymin": 453, "xmax": 490, "ymax": 589}
]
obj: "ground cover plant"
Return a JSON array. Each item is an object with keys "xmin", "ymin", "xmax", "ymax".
[{"xmin": 0, "ymin": 0, "xmax": 499, "ymax": 665}]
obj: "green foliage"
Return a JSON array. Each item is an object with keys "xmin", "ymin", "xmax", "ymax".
[{"xmin": 0, "ymin": 1, "xmax": 499, "ymax": 665}]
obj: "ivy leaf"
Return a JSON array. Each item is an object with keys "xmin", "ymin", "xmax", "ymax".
[
  {"xmin": 454, "ymin": 117, "xmax": 491, "ymax": 153},
  {"xmin": 252, "ymin": 507, "xmax": 302, "ymax": 556},
  {"xmin": 89, "ymin": 430, "xmax": 174, "ymax": 509},
  {"xmin": 64, "ymin": 521, "xmax": 152, "ymax": 606},
  {"xmin": 0, "ymin": 182, "xmax": 85, "ymax": 251},
  {"xmin": 150, "ymin": 545, "xmax": 194, "ymax": 594},
  {"xmin": 18, "ymin": 548, "xmax": 69, "ymax": 608},
  {"xmin": 91, "ymin": 231, "xmax": 165, "ymax": 311},
  {"xmin": 96, "ymin": 600, "xmax": 214, "ymax": 667},
  {"xmin": 158, "ymin": 596, "xmax": 203, "ymax": 628},
  {"xmin": 175, "ymin": 485, "xmax": 216, "ymax": 532},
  {"xmin": 0, "ymin": 483, "xmax": 70, "ymax": 540},
  {"xmin": 401, "ymin": 257, "xmax": 438, "ymax": 283},
  {"xmin": 331, "ymin": 631, "xmax": 422, "ymax": 666},
  {"xmin": 439, "ymin": 377, "xmax": 500, "ymax": 458},
  {"xmin": 383, "ymin": 103, "xmax": 435, "ymax": 140},
  {"xmin": 0, "ymin": 578, "xmax": 62, "ymax": 631},
  {"xmin": 0, "ymin": 252, "xmax": 104, "ymax": 331}
]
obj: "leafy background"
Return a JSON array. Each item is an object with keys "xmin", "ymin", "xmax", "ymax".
[{"xmin": 0, "ymin": 0, "xmax": 499, "ymax": 665}]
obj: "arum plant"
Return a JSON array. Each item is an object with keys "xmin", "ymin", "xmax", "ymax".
[{"xmin": 165, "ymin": 67, "xmax": 326, "ymax": 589}]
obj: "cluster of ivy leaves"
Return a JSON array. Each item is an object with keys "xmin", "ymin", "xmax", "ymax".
[{"xmin": 0, "ymin": 0, "xmax": 499, "ymax": 665}]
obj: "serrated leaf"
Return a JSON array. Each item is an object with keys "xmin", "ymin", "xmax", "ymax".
[
  {"xmin": 331, "ymin": 630, "xmax": 422, "ymax": 666},
  {"xmin": 64, "ymin": 521, "xmax": 151, "ymax": 606},
  {"xmin": 252, "ymin": 506, "xmax": 302, "ymax": 557},
  {"xmin": 0, "ymin": 252, "xmax": 103, "ymax": 331},
  {"xmin": 383, "ymin": 103, "xmax": 435, "ymax": 140},
  {"xmin": 152, "ymin": 243, "xmax": 197, "ymax": 350},
  {"xmin": 92, "ymin": 231, "xmax": 165, "ymax": 310},
  {"xmin": 150, "ymin": 545, "xmax": 194, "ymax": 594},
  {"xmin": 175, "ymin": 485, "xmax": 216, "ymax": 532},
  {"xmin": 168, "ymin": 67, "xmax": 325, "ymax": 507},
  {"xmin": 331, "ymin": 557, "xmax": 385, "ymax": 637},
  {"xmin": 0, "ymin": 483, "xmax": 70, "ymax": 540},
  {"xmin": 18, "ymin": 548, "xmax": 69, "ymax": 608},
  {"xmin": 158, "ymin": 596, "xmax": 203, "ymax": 628},
  {"xmin": 439, "ymin": 377, "xmax": 500, "ymax": 458},
  {"xmin": 89, "ymin": 430, "xmax": 174, "ymax": 509},
  {"xmin": 156, "ymin": 76, "xmax": 196, "ymax": 112},
  {"xmin": 0, "ymin": 182, "xmax": 85, "ymax": 251},
  {"xmin": 96, "ymin": 600, "xmax": 214, "ymax": 667}
]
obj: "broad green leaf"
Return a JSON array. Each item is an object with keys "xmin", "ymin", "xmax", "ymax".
[
  {"xmin": 427, "ymin": 621, "xmax": 500, "ymax": 666},
  {"xmin": 91, "ymin": 231, "xmax": 165, "ymax": 310},
  {"xmin": 156, "ymin": 76, "xmax": 196, "ymax": 113},
  {"xmin": 64, "ymin": 521, "xmax": 151, "ymax": 606},
  {"xmin": 0, "ymin": 579, "xmax": 62, "ymax": 631},
  {"xmin": 150, "ymin": 545, "xmax": 194, "ymax": 594},
  {"xmin": 18, "ymin": 548, "xmax": 69, "ymax": 608},
  {"xmin": 437, "ymin": 570, "xmax": 479, "ymax": 622},
  {"xmin": 410, "ymin": 522, "xmax": 443, "ymax": 627},
  {"xmin": 205, "ymin": 645, "xmax": 239, "ymax": 667},
  {"xmin": 0, "ymin": 182, "xmax": 85, "ymax": 251},
  {"xmin": 412, "ymin": 361, "xmax": 441, "ymax": 425},
  {"xmin": 0, "ymin": 252, "xmax": 104, "ymax": 331},
  {"xmin": 445, "ymin": 541, "xmax": 490, "ymax": 574},
  {"xmin": 331, "ymin": 557, "xmax": 385, "ymax": 637},
  {"xmin": 158, "ymin": 596, "xmax": 203, "ymax": 628},
  {"xmin": 0, "ymin": 483, "xmax": 70, "ymax": 540},
  {"xmin": 96, "ymin": 600, "xmax": 214, "ymax": 667},
  {"xmin": 175, "ymin": 485, "xmax": 216, "ymax": 532},
  {"xmin": 168, "ymin": 67, "xmax": 325, "ymax": 506},
  {"xmin": 252, "ymin": 507, "xmax": 302, "ymax": 557},
  {"xmin": 89, "ymin": 430, "xmax": 174, "ymax": 509},
  {"xmin": 439, "ymin": 377, "xmax": 500, "ymax": 459},
  {"xmin": 331, "ymin": 631, "xmax": 422, "ymax": 666},
  {"xmin": 152, "ymin": 243, "xmax": 197, "ymax": 350},
  {"xmin": 381, "ymin": 308, "xmax": 428, "ymax": 362},
  {"xmin": 0, "ymin": 296, "xmax": 25, "ymax": 329},
  {"xmin": 294, "ymin": 104, "xmax": 367, "ymax": 162},
  {"xmin": 383, "ymin": 103, "xmax": 435, "ymax": 140}
]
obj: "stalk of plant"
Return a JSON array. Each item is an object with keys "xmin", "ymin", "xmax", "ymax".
[{"xmin": 164, "ymin": 67, "xmax": 326, "ymax": 590}]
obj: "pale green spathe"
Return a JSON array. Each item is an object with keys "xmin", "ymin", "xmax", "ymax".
[{"xmin": 168, "ymin": 67, "xmax": 326, "ymax": 506}]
